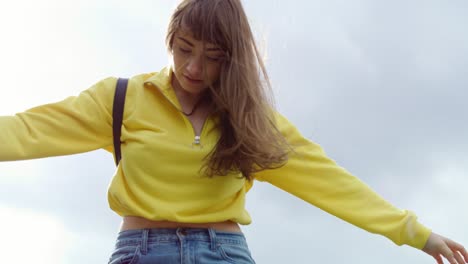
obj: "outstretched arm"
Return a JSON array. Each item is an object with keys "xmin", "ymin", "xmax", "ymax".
[
  {"xmin": 0, "ymin": 77, "xmax": 118, "ymax": 161},
  {"xmin": 254, "ymin": 111, "xmax": 466, "ymax": 262}
]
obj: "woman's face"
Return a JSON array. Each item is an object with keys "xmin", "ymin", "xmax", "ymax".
[{"xmin": 171, "ymin": 29, "xmax": 225, "ymax": 96}]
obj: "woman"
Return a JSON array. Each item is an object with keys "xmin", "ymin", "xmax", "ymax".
[{"xmin": 0, "ymin": 0, "xmax": 466, "ymax": 263}]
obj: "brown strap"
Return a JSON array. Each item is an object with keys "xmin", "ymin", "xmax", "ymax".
[{"xmin": 112, "ymin": 78, "xmax": 128, "ymax": 166}]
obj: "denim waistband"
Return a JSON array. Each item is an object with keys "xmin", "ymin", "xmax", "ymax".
[{"xmin": 115, "ymin": 228, "xmax": 247, "ymax": 255}]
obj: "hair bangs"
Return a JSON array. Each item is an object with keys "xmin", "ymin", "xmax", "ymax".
[{"xmin": 174, "ymin": 1, "xmax": 231, "ymax": 55}]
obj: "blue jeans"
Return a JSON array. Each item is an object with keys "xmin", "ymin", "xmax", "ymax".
[{"xmin": 108, "ymin": 227, "xmax": 256, "ymax": 264}]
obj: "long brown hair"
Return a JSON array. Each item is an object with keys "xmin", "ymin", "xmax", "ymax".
[{"xmin": 166, "ymin": 0, "xmax": 291, "ymax": 181}]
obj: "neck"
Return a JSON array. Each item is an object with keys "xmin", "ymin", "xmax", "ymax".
[
  {"xmin": 171, "ymin": 75, "xmax": 210, "ymax": 116},
  {"xmin": 171, "ymin": 75, "xmax": 205, "ymax": 103}
]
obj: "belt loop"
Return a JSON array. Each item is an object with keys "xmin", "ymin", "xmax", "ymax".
[
  {"xmin": 141, "ymin": 229, "xmax": 149, "ymax": 255},
  {"xmin": 207, "ymin": 228, "xmax": 217, "ymax": 251}
]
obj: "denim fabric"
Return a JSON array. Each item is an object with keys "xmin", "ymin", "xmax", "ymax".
[{"xmin": 108, "ymin": 227, "xmax": 256, "ymax": 264}]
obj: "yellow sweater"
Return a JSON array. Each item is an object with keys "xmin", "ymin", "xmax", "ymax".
[{"xmin": 0, "ymin": 66, "xmax": 431, "ymax": 249}]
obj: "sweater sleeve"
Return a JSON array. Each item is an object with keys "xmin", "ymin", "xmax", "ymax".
[
  {"xmin": 0, "ymin": 77, "xmax": 118, "ymax": 161},
  {"xmin": 254, "ymin": 112, "xmax": 432, "ymax": 249}
]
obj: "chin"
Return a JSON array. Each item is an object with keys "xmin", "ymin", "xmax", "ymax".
[{"xmin": 181, "ymin": 83, "xmax": 208, "ymax": 94}]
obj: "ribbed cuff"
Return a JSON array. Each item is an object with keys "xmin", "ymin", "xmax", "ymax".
[{"xmin": 406, "ymin": 220, "xmax": 432, "ymax": 249}]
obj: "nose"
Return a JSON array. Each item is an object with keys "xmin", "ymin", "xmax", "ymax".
[{"xmin": 185, "ymin": 57, "xmax": 203, "ymax": 79}]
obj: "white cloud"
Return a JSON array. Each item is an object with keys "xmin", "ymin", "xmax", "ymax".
[
  {"xmin": 0, "ymin": 205, "xmax": 72, "ymax": 264},
  {"xmin": 0, "ymin": 160, "xmax": 43, "ymax": 183},
  {"xmin": 0, "ymin": 0, "xmax": 174, "ymax": 114},
  {"xmin": 410, "ymin": 152, "xmax": 468, "ymax": 232}
]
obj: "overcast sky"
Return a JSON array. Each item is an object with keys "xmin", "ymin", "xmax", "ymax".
[{"xmin": 0, "ymin": 0, "xmax": 467, "ymax": 263}]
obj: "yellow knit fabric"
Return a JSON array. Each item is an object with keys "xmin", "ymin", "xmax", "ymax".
[{"xmin": 0, "ymin": 66, "xmax": 431, "ymax": 249}]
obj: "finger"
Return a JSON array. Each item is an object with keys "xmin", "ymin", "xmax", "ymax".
[
  {"xmin": 463, "ymin": 246, "xmax": 468, "ymax": 263},
  {"xmin": 456, "ymin": 245, "xmax": 467, "ymax": 263},
  {"xmin": 435, "ymin": 254, "xmax": 444, "ymax": 264},
  {"xmin": 442, "ymin": 247, "xmax": 457, "ymax": 264},
  {"xmin": 445, "ymin": 254, "xmax": 457, "ymax": 264},
  {"xmin": 447, "ymin": 240, "xmax": 468, "ymax": 263},
  {"xmin": 464, "ymin": 249, "xmax": 468, "ymax": 264},
  {"xmin": 453, "ymin": 251, "xmax": 465, "ymax": 264}
]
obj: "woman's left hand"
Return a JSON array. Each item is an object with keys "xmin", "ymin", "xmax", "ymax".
[{"xmin": 422, "ymin": 232, "xmax": 468, "ymax": 264}]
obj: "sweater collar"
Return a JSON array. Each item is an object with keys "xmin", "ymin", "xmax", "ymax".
[{"xmin": 144, "ymin": 65, "xmax": 183, "ymax": 110}]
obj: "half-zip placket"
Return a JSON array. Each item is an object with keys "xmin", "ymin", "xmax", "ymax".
[
  {"xmin": 189, "ymin": 115, "xmax": 210, "ymax": 149},
  {"xmin": 144, "ymin": 81, "xmax": 209, "ymax": 148}
]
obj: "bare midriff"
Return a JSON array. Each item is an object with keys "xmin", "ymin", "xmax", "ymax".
[{"xmin": 120, "ymin": 216, "xmax": 242, "ymax": 233}]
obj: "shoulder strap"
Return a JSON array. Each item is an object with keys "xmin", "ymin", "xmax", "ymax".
[{"xmin": 112, "ymin": 78, "xmax": 129, "ymax": 166}]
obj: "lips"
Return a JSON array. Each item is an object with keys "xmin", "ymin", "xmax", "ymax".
[{"xmin": 184, "ymin": 75, "xmax": 203, "ymax": 84}]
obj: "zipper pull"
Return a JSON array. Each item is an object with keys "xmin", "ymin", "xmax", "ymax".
[{"xmin": 192, "ymin": 135, "xmax": 202, "ymax": 148}]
